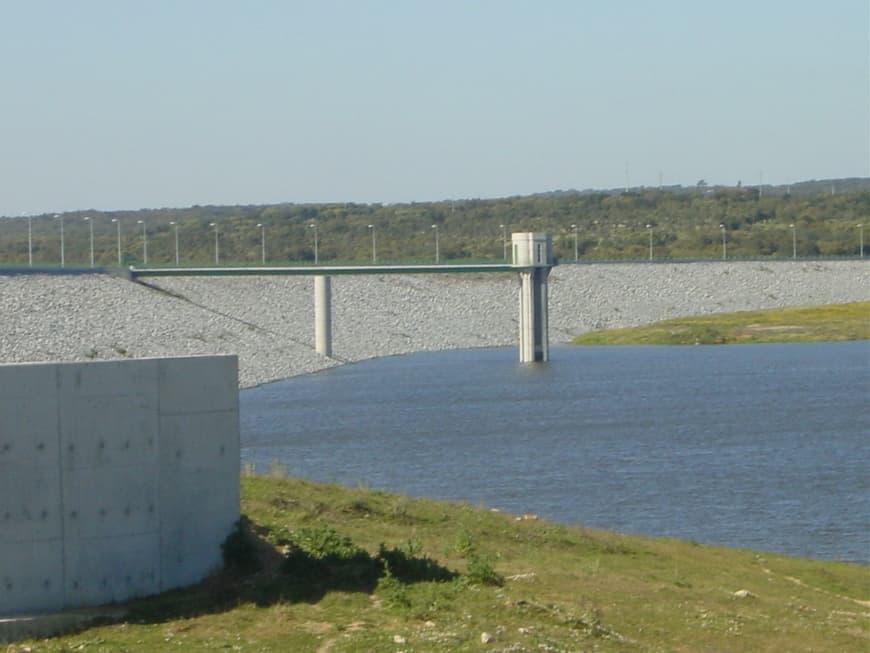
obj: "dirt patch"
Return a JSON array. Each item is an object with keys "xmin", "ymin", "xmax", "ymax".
[{"xmin": 315, "ymin": 621, "xmax": 367, "ymax": 653}]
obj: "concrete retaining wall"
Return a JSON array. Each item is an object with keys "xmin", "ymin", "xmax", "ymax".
[{"xmin": 0, "ymin": 356, "xmax": 240, "ymax": 615}]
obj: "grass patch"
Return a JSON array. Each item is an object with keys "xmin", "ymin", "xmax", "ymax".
[
  {"xmin": 9, "ymin": 475, "xmax": 869, "ymax": 652},
  {"xmin": 572, "ymin": 301, "xmax": 870, "ymax": 345}
]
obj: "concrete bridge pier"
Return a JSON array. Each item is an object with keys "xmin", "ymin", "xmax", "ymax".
[
  {"xmin": 512, "ymin": 233, "xmax": 554, "ymax": 363},
  {"xmin": 314, "ymin": 275, "xmax": 332, "ymax": 357},
  {"xmin": 517, "ymin": 267, "xmax": 550, "ymax": 362}
]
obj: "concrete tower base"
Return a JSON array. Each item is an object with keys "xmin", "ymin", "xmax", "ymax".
[
  {"xmin": 511, "ymin": 232, "xmax": 554, "ymax": 363},
  {"xmin": 314, "ymin": 275, "xmax": 332, "ymax": 357},
  {"xmin": 518, "ymin": 267, "xmax": 550, "ymax": 362}
]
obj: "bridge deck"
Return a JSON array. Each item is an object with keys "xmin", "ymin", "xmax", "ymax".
[{"xmin": 129, "ymin": 264, "xmax": 516, "ymax": 278}]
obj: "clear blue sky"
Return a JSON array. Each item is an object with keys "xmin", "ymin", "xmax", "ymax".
[{"xmin": 1, "ymin": 0, "xmax": 868, "ymax": 216}]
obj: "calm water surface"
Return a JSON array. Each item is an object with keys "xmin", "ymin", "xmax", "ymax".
[{"xmin": 241, "ymin": 342, "xmax": 870, "ymax": 563}]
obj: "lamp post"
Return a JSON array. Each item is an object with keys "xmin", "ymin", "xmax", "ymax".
[
  {"xmin": 26, "ymin": 214, "xmax": 32, "ymax": 266},
  {"xmin": 257, "ymin": 223, "xmax": 266, "ymax": 264},
  {"xmin": 210, "ymin": 222, "xmax": 219, "ymax": 264},
  {"xmin": 858, "ymin": 223, "xmax": 864, "ymax": 259},
  {"xmin": 719, "ymin": 223, "xmax": 727, "ymax": 260},
  {"xmin": 368, "ymin": 224, "xmax": 376, "ymax": 263},
  {"xmin": 646, "ymin": 224, "xmax": 653, "ymax": 261},
  {"xmin": 432, "ymin": 224, "xmax": 440, "ymax": 263},
  {"xmin": 499, "ymin": 223, "xmax": 507, "ymax": 260},
  {"xmin": 309, "ymin": 222, "xmax": 318, "ymax": 264},
  {"xmin": 111, "ymin": 219, "xmax": 121, "ymax": 265},
  {"xmin": 55, "ymin": 214, "xmax": 64, "ymax": 268},
  {"xmin": 83, "ymin": 216, "xmax": 94, "ymax": 267},
  {"xmin": 571, "ymin": 223, "xmax": 578, "ymax": 261},
  {"xmin": 137, "ymin": 219, "xmax": 148, "ymax": 264},
  {"xmin": 169, "ymin": 221, "xmax": 179, "ymax": 264},
  {"xmin": 593, "ymin": 219, "xmax": 599, "ymax": 254},
  {"xmin": 789, "ymin": 223, "xmax": 796, "ymax": 259}
]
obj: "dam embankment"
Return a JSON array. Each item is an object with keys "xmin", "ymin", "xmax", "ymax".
[{"xmin": 1, "ymin": 260, "xmax": 867, "ymax": 388}]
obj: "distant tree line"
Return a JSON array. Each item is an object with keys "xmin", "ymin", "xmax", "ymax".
[{"xmin": 1, "ymin": 182, "xmax": 868, "ymax": 267}]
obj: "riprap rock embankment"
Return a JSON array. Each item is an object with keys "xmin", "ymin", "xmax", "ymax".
[{"xmin": 1, "ymin": 261, "xmax": 866, "ymax": 387}]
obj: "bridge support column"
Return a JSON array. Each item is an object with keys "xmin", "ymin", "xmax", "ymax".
[
  {"xmin": 511, "ymin": 233, "xmax": 554, "ymax": 363},
  {"xmin": 314, "ymin": 275, "xmax": 332, "ymax": 357},
  {"xmin": 517, "ymin": 267, "xmax": 550, "ymax": 362}
]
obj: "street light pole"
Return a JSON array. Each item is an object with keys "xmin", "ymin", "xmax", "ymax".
[
  {"xmin": 499, "ymin": 224, "xmax": 507, "ymax": 260},
  {"xmin": 368, "ymin": 224, "xmax": 376, "ymax": 263},
  {"xmin": 111, "ymin": 219, "xmax": 121, "ymax": 265},
  {"xmin": 571, "ymin": 223, "xmax": 578, "ymax": 261},
  {"xmin": 309, "ymin": 223, "xmax": 318, "ymax": 264},
  {"xmin": 858, "ymin": 223, "xmax": 864, "ymax": 259},
  {"xmin": 210, "ymin": 222, "xmax": 219, "ymax": 264},
  {"xmin": 432, "ymin": 224, "xmax": 440, "ymax": 263},
  {"xmin": 646, "ymin": 224, "xmax": 653, "ymax": 261},
  {"xmin": 137, "ymin": 219, "xmax": 148, "ymax": 264},
  {"xmin": 790, "ymin": 223, "xmax": 796, "ymax": 259},
  {"xmin": 719, "ymin": 223, "xmax": 727, "ymax": 260},
  {"xmin": 27, "ymin": 215, "xmax": 32, "ymax": 266},
  {"xmin": 257, "ymin": 223, "xmax": 266, "ymax": 264},
  {"xmin": 84, "ymin": 216, "xmax": 94, "ymax": 267},
  {"xmin": 55, "ymin": 214, "xmax": 64, "ymax": 268},
  {"xmin": 169, "ymin": 221, "xmax": 179, "ymax": 264}
]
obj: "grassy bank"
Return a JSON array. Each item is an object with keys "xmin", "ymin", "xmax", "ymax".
[
  {"xmin": 10, "ymin": 475, "xmax": 868, "ymax": 652},
  {"xmin": 572, "ymin": 301, "xmax": 870, "ymax": 346}
]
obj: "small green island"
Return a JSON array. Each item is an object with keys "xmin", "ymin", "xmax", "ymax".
[
  {"xmin": 572, "ymin": 301, "xmax": 870, "ymax": 346},
  {"xmin": 12, "ymin": 475, "xmax": 868, "ymax": 652}
]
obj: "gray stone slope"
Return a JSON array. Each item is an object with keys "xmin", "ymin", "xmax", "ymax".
[{"xmin": 0, "ymin": 260, "xmax": 866, "ymax": 387}]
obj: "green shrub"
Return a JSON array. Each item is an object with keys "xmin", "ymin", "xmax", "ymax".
[
  {"xmin": 465, "ymin": 551, "xmax": 504, "ymax": 587},
  {"xmin": 451, "ymin": 528, "xmax": 476, "ymax": 557},
  {"xmin": 377, "ymin": 540, "xmax": 457, "ymax": 583},
  {"xmin": 280, "ymin": 526, "xmax": 381, "ymax": 593},
  {"xmin": 221, "ymin": 518, "xmax": 260, "ymax": 573},
  {"xmin": 292, "ymin": 526, "xmax": 363, "ymax": 559},
  {"xmin": 375, "ymin": 564, "xmax": 411, "ymax": 610},
  {"xmin": 449, "ymin": 527, "xmax": 504, "ymax": 586}
]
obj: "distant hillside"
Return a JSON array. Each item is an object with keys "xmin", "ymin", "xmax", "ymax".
[
  {"xmin": 774, "ymin": 177, "xmax": 870, "ymax": 195},
  {"xmin": 546, "ymin": 176, "xmax": 870, "ymax": 198},
  {"xmin": 1, "ymin": 178, "xmax": 868, "ymax": 266}
]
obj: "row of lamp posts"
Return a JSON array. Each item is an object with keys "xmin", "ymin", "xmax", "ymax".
[
  {"xmin": 569, "ymin": 222, "xmax": 866, "ymax": 261},
  {"xmin": 16, "ymin": 217, "xmax": 868, "ymax": 267},
  {"xmin": 39, "ymin": 218, "xmax": 352, "ymax": 266}
]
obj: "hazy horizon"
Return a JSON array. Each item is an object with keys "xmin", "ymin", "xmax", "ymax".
[
  {"xmin": 2, "ymin": 1, "xmax": 867, "ymax": 217},
  {"xmin": 4, "ymin": 175, "xmax": 870, "ymax": 219}
]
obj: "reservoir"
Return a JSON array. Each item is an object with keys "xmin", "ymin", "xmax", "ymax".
[{"xmin": 240, "ymin": 341, "xmax": 869, "ymax": 563}]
